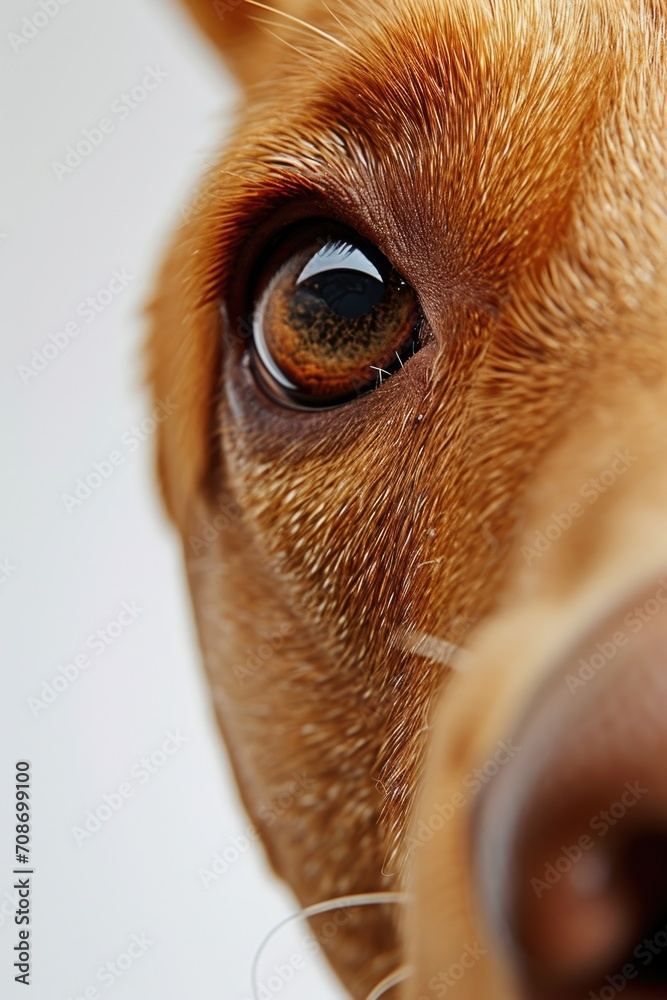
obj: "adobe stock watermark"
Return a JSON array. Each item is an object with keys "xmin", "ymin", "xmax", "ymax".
[
  {"xmin": 61, "ymin": 395, "xmax": 177, "ymax": 513},
  {"xmin": 0, "ymin": 557, "xmax": 17, "ymax": 586},
  {"xmin": 0, "ymin": 885, "xmax": 21, "ymax": 932},
  {"xmin": 213, "ymin": 0, "xmax": 244, "ymax": 22},
  {"xmin": 233, "ymin": 623, "xmax": 296, "ymax": 684},
  {"xmin": 245, "ymin": 908, "xmax": 353, "ymax": 1000},
  {"xmin": 198, "ymin": 772, "xmax": 314, "ymax": 887},
  {"xmin": 403, "ymin": 740, "xmax": 522, "ymax": 856},
  {"xmin": 27, "ymin": 601, "xmax": 144, "ymax": 717},
  {"xmin": 70, "ymin": 730, "xmax": 189, "ymax": 846},
  {"xmin": 64, "ymin": 932, "xmax": 154, "ymax": 998},
  {"xmin": 521, "ymin": 450, "xmax": 638, "ymax": 567},
  {"xmin": 52, "ymin": 66, "xmax": 169, "ymax": 181},
  {"xmin": 187, "ymin": 500, "xmax": 242, "ymax": 556},
  {"xmin": 531, "ymin": 780, "xmax": 647, "ymax": 899},
  {"xmin": 361, "ymin": 618, "xmax": 479, "ymax": 730},
  {"xmin": 250, "ymin": 952, "xmax": 310, "ymax": 1000},
  {"xmin": 565, "ymin": 578, "xmax": 667, "ymax": 694},
  {"xmin": 17, "ymin": 268, "xmax": 134, "ymax": 384},
  {"xmin": 589, "ymin": 917, "xmax": 667, "ymax": 1000},
  {"xmin": 8, "ymin": 0, "xmax": 75, "ymax": 54},
  {"xmin": 178, "ymin": 185, "xmax": 212, "ymax": 225},
  {"xmin": 417, "ymin": 943, "xmax": 488, "ymax": 999}
]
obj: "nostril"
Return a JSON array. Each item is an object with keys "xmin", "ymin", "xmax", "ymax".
[
  {"xmin": 516, "ymin": 820, "xmax": 634, "ymax": 985},
  {"xmin": 617, "ymin": 831, "xmax": 667, "ymax": 986},
  {"xmin": 474, "ymin": 576, "xmax": 667, "ymax": 1000},
  {"xmin": 514, "ymin": 823, "xmax": 667, "ymax": 997}
]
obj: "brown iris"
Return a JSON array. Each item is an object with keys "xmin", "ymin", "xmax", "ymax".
[{"xmin": 250, "ymin": 224, "xmax": 421, "ymax": 407}]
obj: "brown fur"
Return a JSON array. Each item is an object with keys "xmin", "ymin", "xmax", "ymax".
[{"xmin": 147, "ymin": 1, "xmax": 667, "ymax": 996}]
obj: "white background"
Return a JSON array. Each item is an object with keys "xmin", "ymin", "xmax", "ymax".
[{"xmin": 0, "ymin": 1, "xmax": 347, "ymax": 997}]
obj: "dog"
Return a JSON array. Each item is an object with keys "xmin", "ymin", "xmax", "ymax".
[{"xmin": 148, "ymin": 1, "xmax": 667, "ymax": 997}]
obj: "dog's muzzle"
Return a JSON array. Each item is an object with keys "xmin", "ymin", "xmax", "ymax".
[{"xmin": 475, "ymin": 575, "xmax": 667, "ymax": 1000}]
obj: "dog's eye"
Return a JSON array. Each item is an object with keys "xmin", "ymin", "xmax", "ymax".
[{"xmin": 249, "ymin": 224, "xmax": 421, "ymax": 408}]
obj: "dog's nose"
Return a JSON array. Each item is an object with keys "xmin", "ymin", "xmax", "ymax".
[{"xmin": 476, "ymin": 576, "xmax": 667, "ymax": 999}]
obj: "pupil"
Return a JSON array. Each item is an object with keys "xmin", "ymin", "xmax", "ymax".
[{"xmin": 299, "ymin": 271, "xmax": 385, "ymax": 321}]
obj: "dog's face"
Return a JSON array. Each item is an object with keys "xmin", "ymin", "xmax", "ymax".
[{"xmin": 148, "ymin": 2, "xmax": 667, "ymax": 997}]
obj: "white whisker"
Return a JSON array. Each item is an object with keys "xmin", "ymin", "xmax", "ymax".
[
  {"xmin": 243, "ymin": 0, "xmax": 356, "ymax": 55},
  {"xmin": 319, "ymin": 0, "xmax": 350, "ymax": 38},
  {"xmin": 251, "ymin": 892, "xmax": 410, "ymax": 1000},
  {"xmin": 365, "ymin": 964, "xmax": 414, "ymax": 1000},
  {"xmin": 399, "ymin": 630, "xmax": 471, "ymax": 672},
  {"xmin": 251, "ymin": 19, "xmax": 318, "ymax": 61}
]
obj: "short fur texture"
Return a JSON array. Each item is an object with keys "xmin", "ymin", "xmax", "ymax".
[{"xmin": 147, "ymin": 2, "xmax": 667, "ymax": 996}]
